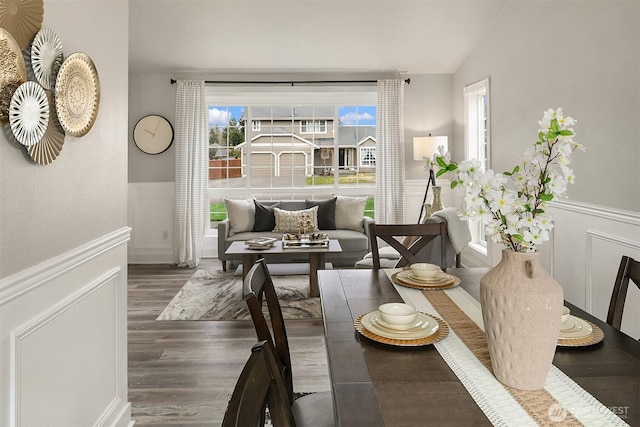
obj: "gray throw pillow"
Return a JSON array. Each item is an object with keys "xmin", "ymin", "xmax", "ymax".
[
  {"xmin": 224, "ymin": 198, "xmax": 255, "ymax": 236},
  {"xmin": 335, "ymin": 196, "xmax": 367, "ymax": 231},
  {"xmin": 305, "ymin": 197, "xmax": 337, "ymax": 230},
  {"xmin": 253, "ymin": 200, "xmax": 280, "ymax": 232}
]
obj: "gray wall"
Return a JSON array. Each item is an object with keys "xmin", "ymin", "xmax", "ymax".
[
  {"xmin": 453, "ymin": 0, "xmax": 639, "ymax": 212},
  {"xmin": 0, "ymin": 1, "xmax": 129, "ymax": 278}
]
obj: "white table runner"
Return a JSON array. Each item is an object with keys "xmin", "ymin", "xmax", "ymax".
[{"xmin": 384, "ymin": 268, "xmax": 629, "ymax": 427}]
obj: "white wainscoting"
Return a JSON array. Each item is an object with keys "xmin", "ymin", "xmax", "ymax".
[
  {"xmin": 0, "ymin": 227, "xmax": 131, "ymax": 427},
  {"xmin": 548, "ymin": 201, "xmax": 640, "ymax": 339},
  {"xmin": 128, "ymin": 182, "xmax": 175, "ymax": 264}
]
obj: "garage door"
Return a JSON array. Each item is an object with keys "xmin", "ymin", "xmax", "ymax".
[
  {"xmin": 250, "ymin": 153, "xmax": 275, "ymax": 177},
  {"xmin": 279, "ymin": 152, "xmax": 306, "ymax": 177}
]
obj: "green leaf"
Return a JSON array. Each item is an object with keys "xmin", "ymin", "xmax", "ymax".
[
  {"xmin": 533, "ymin": 208, "xmax": 545, "ymax": 214},
  {"xmin": 539, "ymin": 193, "xmax": 553, "ymax": 201},
  {"xmin": 550, "ymin": 118, "xmax": 560, "ymax": 133},
  {"xmin": 512, "ymin": 165, "xmax": 520, "ymax": 174},
  {"xmin": 538, "ymin": 131, "xmax": 545, "ymax": 142},
  {"xmin": 559, "ymin": 129, "xmax": 574, "ymax": 136},
  {"xmin": 436, "ymin": 156, "xmax": 448, "ymax": 168},
  {"xmin": 436, "ymin": 169, "xmax": 447, "ymax": 178},
  {"xmin": 450, "ymin": 181, "xmax": 458, "ymax": 189},
  {"xmin": 524, "ymin": 204, "xmax": 532, "ymax": 212},
  {"xmin": 447, "ymin": 164, "xmax": 458, "ymax": 172},
  {"xmin": 546, "ymin": 131, "xmax": 558, "ymax": 140},
  {"xmin": 512, "ymin": 234, "xmax": 524, "ymax": 242}
]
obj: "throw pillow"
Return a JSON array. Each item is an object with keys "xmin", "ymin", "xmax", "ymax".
[
  {"xmin": 224, "ymin": 198, "xmax": 255, "ymax": 236},
  {"xmin": 273, "ymin": 206, "xmax": 319, "ymax": 234},
  {"xmin": 305, "ymin": 197, "xmax": 337, "ymax": 230},
  {"xmin": 253, "ymin": 200, "xmax": 280, "ymax": 232},
  {"xmin": 334, "ymin": 196, "xmax": 367, "ymax": 231}
]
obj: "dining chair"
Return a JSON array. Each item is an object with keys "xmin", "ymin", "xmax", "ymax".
[
  {"xmin": 367, "ymin": 221, "xmax": 448, "ymax": 269},
  {"xmin": 221, "ymin": 340, "xmax": 294, "ymax": 427},
  {"xmin": 606, "ymin": 255, "xmax": 640, "ymax": 331},
  {"xmin": 243, "ymin": 258, "xmax": 335, "ymax": 427}
]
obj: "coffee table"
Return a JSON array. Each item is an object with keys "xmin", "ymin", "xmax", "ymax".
[{"xmin": 225, "ymin": 240, "xmax": 342, "ymax": 297}]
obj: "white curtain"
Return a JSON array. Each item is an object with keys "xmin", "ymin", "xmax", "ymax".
[
  {"xmin": 174, "ymin": 80, "xmax": 207, "ymax": 267},
  {"xmin": 376, "ymin": 79, "xmax": 406, "ymax": 224}
]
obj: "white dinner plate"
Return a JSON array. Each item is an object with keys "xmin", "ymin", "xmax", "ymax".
[
  {"xmin": 558, "ymin": 316, "xmax": 593, "ymax": 340},
  {"xmin": 397, "ymin": 270, "xmax": 454, "ymax": 286},
  {"xmin": 560, "ymin": 317, "xmax": 583, "ymax": 333},
  {"xmin": 372, "ymin": 312, "xmax": 429, "ymax": 333},
  {"xmin": 361, "ymin": 311, "xmax": 439, "ymax": 340}
]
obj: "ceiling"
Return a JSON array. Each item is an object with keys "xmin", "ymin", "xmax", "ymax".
[{"xmin": 129, "ymin": 0, "xmax": 510, "ymax": 76}]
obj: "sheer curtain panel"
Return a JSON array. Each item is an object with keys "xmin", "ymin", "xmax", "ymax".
[
  {"xmin": 376, "ymin": 79, "xmax": 406, "ymax": 224},
  {"xmin": 174, "ymin": 80, "xmax": 207, "ymax": 267}
]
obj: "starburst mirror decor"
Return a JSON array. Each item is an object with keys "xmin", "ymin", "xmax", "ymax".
[{"xmin": 31, "ymin": 28, "xmax": 64, "ymax": 91}]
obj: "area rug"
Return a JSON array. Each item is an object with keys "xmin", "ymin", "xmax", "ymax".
[{"xmin": 156, "ymin": 269, "xmax": 322, "ymax": 321}]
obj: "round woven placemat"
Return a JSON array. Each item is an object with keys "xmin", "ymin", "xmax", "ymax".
[{"xmin": 355, "ymin": 312, "xmax": 449, "ymax": 347}]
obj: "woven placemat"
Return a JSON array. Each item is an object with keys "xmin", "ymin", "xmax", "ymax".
[
  {"xmin": 557, "ymin": 320, "xmax": 604, "ymax": 347},
  {"xmin": 354, "ymin": 312, "xmax": 449, "ymax": 347}
]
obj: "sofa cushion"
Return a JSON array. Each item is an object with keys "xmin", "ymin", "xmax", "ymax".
[
  {"xmin": 305, "ymin": 197, "xmax": 337, "ymax": 230},
  {"xmin": 253, "ymin": 200, "xmax": 280, "ymax": 232},
  {"xmin": 224, "ymin": 198, "xmax": 255, "ymax": 236},
  {"xmin": 335, "ymin": 196, "xmax": 367, "ymax": 232},
  {"xmin": 273, "ymin": 206, "xmax": 319, "ymax": 234}
]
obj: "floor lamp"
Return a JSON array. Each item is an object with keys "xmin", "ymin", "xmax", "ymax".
[{"xmin": 413, "ymin": 135, "xmax": 448, "ymax": 222}]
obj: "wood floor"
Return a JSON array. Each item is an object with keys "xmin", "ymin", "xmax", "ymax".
[{"xmin": 127, "ymin": 260, "xmax": 330, "ymax": 426}]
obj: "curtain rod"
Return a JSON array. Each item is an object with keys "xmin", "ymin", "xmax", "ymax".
[{"xmin": 169, "ymin": 78, "xmax": 410, "ymax": 86}]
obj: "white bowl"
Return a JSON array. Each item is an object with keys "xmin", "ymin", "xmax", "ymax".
[
  {"xmin": 410, "ymin": 263, "xmax": 440, "ymax": 279},
  {"xmin": 378, "ymin": 303, "xmax": 417, "ymax": 325},
  {"xmin": 561, "ymin": 306, "xmax": 570, "ymax": 323}
]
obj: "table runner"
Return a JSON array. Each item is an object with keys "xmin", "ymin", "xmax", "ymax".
[{"xmin": 384, "ymin": 269, "xmax": 629, "ymax": 427}]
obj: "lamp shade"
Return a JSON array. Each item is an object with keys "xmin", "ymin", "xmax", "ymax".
[{"xmin": 413, "ymin": 136, "xmax": 448, "ymax": 161}]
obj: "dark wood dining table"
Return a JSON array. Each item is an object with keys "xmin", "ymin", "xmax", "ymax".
[{"xmin": 318, "ymin": 268, "xmax": 639, "ymax": 426}]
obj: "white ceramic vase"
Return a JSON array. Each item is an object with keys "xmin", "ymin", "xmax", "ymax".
[{"xmin": 480, "ymin": 248, "xmax": 563, "ymax": 390}]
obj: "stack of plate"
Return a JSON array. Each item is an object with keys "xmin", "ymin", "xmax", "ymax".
[
  {"xmin": 557, "ymin": 315, "xmax": 604, "ymax": 347},
  {"xmin": 392, "ymin": 269, "xmax": 460, "ymax": 290},
  {"xmin": 355, "ymin": 310, "xmax": 449, "ymax": 347}
]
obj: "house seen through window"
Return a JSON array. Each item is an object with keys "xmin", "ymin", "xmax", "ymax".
[{"xmin": 206, "ymin": 92, "xmax": 377, "ymax": 230}]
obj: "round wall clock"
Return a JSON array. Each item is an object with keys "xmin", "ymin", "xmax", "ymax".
[{"xmin": 133, "ymin": 114, "xmax": 174, "ymax": 155}]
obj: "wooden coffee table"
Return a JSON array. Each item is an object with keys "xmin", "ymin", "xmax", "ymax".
[{"xmin": 225, "ymin": 240, "xmax": 342, "ymax": 297}]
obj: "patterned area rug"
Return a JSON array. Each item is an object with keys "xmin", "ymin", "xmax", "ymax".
[{"xmin": 156, "ymin": 269, "xmax": 322, "ymax": 321}]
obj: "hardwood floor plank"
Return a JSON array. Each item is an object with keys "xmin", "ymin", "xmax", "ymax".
[{"xmin": 128, "ymin": 260, "xmax": 329, "ymax": 425}]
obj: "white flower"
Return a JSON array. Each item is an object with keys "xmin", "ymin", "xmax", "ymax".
[{"xmin": 435, "ymin": 108, "xmax": 582, "ymax": 252}]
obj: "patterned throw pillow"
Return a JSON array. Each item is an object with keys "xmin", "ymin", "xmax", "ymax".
[{"xmin": 273, "ymin": 206, "xmax": 319, "ymax": 234}]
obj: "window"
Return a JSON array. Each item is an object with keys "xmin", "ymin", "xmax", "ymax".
[
  {"xmin": 205, "ymin": 86, "xmax": 377, "ymax": 230},
  {"xmin": 360, "ymin": 147, "xmax": 376, "ymax": 167},
  {"xmin": 464, "ymin": 78, "xmax": 490, "ymax": 253},
  {"xmin": 300, "ymin": 120, "xmax": 326, "ymax": 134}
]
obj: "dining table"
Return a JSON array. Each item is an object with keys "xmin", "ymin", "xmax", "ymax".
[{"xmin": 318, "ymin": 267, "xmax": 639, "ymax": 426}]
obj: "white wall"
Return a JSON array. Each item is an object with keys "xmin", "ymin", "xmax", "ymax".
[
  {"xmin": 452, "ymin": 0, "xmax": 640, "ymax": 337},
  {"xmin": 0, "ymin": 0, "xmax": 131, "ymax": 425}
]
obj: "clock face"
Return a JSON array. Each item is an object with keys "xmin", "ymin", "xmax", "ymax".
[{"xmin": 133, "ymin": 114, "xmax": 174, "ymax": 154}]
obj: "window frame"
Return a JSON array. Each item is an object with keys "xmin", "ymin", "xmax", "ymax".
[
  {"xmin": 205, "ymin": 85, "xmax": 378, "ymax": 234},
  {"xmin": 464, "ymin": 77, "xmax": 491, "ymax": 256},
  {"xmin": 359, "ymin": 146, "xmax": 376, "ymax": 167}
]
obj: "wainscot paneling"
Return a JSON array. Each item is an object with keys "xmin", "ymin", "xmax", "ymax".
[
  {"xmin": 0, "ymin": 227, "xmax": 131, "ymax": 426},
  {"xmin": 548, "ymin": 201, "xmax": 639, "ymax": 339}
]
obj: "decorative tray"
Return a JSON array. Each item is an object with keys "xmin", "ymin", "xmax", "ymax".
[{"xmin": 282, "ymin": 233, "xmax": 329, "ymax": 248}]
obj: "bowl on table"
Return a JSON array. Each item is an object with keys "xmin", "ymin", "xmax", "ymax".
[
  {"xmin": 378, "ymin": 303, "xmax": 418, "ymax": 326},
  {"xmin": 410, "ymin": 263, "xmax": 441, "ymax": 279}
]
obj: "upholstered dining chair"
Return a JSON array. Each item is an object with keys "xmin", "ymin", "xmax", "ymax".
[
  {"xmin": 222, "ymin": 340, "xmax": 294, "ymax": 427},
  {"xmin": 243, "ymin": 259, "xmax": 335, "ymax": 427},
  {"xmin": 366, "ymin": 221, "xmax": 449, "ymax": 269},
  {"xmin": 607, "ymin": 255, "xmax": 640, "ymax": 332}
]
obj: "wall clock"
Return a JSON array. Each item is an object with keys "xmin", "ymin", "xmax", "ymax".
[{"xmin": 133, "ymin": 114, "xmax": 174, "ymax": 155}]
